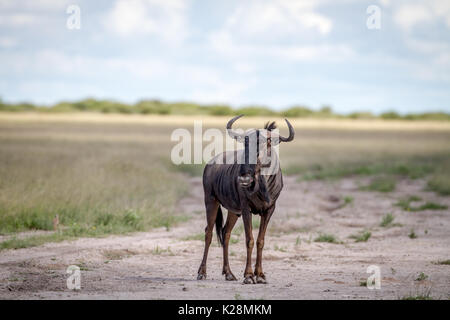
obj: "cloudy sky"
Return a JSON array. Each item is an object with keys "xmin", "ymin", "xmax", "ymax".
[{"xmin": 0, "ymin": 0, "xmax": 449, "ymax": 114}]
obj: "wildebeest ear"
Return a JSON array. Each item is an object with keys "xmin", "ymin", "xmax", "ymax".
[{"xmin": 264, "ymin": 121, "xmax": 277, "ymax": 131}]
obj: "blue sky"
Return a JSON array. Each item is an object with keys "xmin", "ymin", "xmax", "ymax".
[{"xmin": 0, "ymin": 0, "xmax": 449, "ymax": 114}]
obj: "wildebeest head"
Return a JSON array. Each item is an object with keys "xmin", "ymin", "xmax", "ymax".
[{"xmin": 226, "ymin": 115, "xmax": 295, "ymax": 193}]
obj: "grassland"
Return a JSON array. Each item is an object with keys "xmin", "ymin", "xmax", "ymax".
[
  {"xmin": 0, "ymin": 114, "xmax": 190, "ymax": 247},
  {"xmin": 0, "ymin": 113, "xmax": 449, "ymax": 249}
]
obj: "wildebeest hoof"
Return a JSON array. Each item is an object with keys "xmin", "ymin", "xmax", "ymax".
[
  {"xmin": 243, "ymin": 276, "xmax": 255, "ymax": 284},
  {"xmin": 225, "ymin": 273, "xmax": 237, "ymax": 281},
  {"xmin": 197, "ymin": 273, "xmax": 207, "ymax": 280},
  {"xmin": 256, "ymin": 276, "xmax": 267, "ymax": 284}
]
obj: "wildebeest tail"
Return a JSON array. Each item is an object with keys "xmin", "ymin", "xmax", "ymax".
[{"xmin": 215, "ymin": 206, "xmax": 224, "ymax": 246}]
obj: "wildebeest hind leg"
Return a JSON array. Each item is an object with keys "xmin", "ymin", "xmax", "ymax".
[
  {"xmin": 197, "ymin": 199, "xmax": 219, "ymax": 280},
  {"xmin": 222, "ymin": 211, "xmax": 239, "ymax": 281}
]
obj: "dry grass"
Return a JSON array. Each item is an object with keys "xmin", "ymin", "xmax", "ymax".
[
  {"xmin": 0, "ymin": 116, "xmax": 188, "ymax": 245},
  {"xmin": 1, "ymin": 113, "xmax": 449, "ymax": 248},
  {"xmin": 103, "ymin": 249, "xmax": 137, "ymax": 260}
]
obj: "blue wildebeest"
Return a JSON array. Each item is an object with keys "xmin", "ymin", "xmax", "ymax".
[{"xmin": 197, "ymin": 115, "xmax": 294, "ymax": 284}]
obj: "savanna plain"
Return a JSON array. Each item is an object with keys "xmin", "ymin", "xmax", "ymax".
[{"xmin": 0, "ymin": 113, "xmax": 449, "ymax": 299}]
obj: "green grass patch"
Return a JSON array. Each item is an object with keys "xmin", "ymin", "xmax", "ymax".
[
  {"xmin": 401, "ymin": 288, "xmax": 433, "ymax": 300},
  {"xmin": 182, "ymin": 233, "xmax": 204, "ymax": 241},
  {"xmin": 427, "ymin": 161, "xmax": 450, "ymax": 195},
  {"xmin": 415, "ymin": 272, "xmax": 429, "ymax": 281},
  {"xmin": 0, "ymin": 234, "xmax": 66, "ymax": 250},
  {"xmin": 344, "ymin": 196, "xmax": 354, "ymax": 205},
  {"xmin": 77, "ymin": 262, "xmax": 90, "ymax": 271},
  {"xmin": 148, "ymin": 213, "xmax": 190, "ymax": 231},
  {"xmin": 232, "ymin": 219, "xmax": 260, "ymax": 237},
  {"xmin": 433, "ymin": 259, "xmax": 450, "ymax": 265},
  {"xmin": 171, "ymin": 163, "xmax": 205, "ymax": 177},
  {"xmin": 0, "ymin": 211, "xmax": 190, "ymax": 250},
  {"xmin": 395, "ymin": 196, "xmax": 421, "ymax": 211},
  {"xmin": 0, "ymin": 223, "xmax": 128, "ymax": 250},
  {"xmin": 314, "ymin": 233, "xmax": 341, "ymax": 244},
  {"xmin": 151, "ymin": 245, "xmax": 173, "ymax": 255},
  {"xmin": 289, "ymin": 157, "xmax": 450, "ymax": 196},
  {"xmin": 229, "ymin": 236, "xmax": 239, "ymax": 245},
  {"xmin": 409, "ymin": 229, "xmax": 418, "ymax": 239},
  {"xmin": 395, "ymin": 196, "xmax": 447, "ymax": 211},
  {"xmin": 273, "ymin": 244, "xmax": 287, "ymax": 252},
  {"xmin": 289, "ymin": 161, "xmax": 435, "ymax": 180},
  {"xmin": 380, "ymin": 213, "xmax": 395, "ymax": 227},
  {"xmin": 349, "ymin": 231, "xmax": 372, "ymax": 242},
  {"xmin": 416, "ymin": 202, "xmax": 448, "ymax": 211},
  {"xmin": 401, "ymin": 295, "xmax": 433, "ymax": 300},
  {"xmin": 360, "ymin": 176, "xmax": 396, "ymax": 192}
]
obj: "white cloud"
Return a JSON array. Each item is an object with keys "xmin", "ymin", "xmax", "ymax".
[
  {"xmin": 394, "ymin": 4, "xmax": 432, "ymax": 31},
  {"xmin": 0, "ymin": 50, "xmax": 163, "ymax": 78},
  {"xmin": 0, "ymin": 0, "xmax": 70, "ymax": 27},
  {"xmin": 0, "ymin": 0, "xmax": 69, "ymax": 10},
  {"xmin": 0, "ymin": 36, "xmax": 18, "ymax": 48},
  {"xmin": 0, "ymin": 49, "xmax": 225, "ymax": 90},
  {"xmin": 232, "ymin": 62, "xmax": 256, "ymax": 74},
  {"xmin": 394, "ymin": 0, "xmax": 450, "ymax": 31},
  {"xmin": 274, "ymin": 44, "xmax": 354, "ymax": 61},
  {"xmin": 407, "ymin": 41, "xmax": 450, "ymax": 81},
  {"xmin": 223, "ymin": 0, "xmax": 332, "ymax": 37},
  {"xmin": 389, "ymin": 1, "xmax": 450, "ymax": 83},
  {"xmin": 0, "ymin": 13, "xmax": 38, "ymax": 26},
  {"xmin": 405, "ymin": 37, "xmax": 450, "ymax": 56},
  {"xmin": 208, "ymin": 29, "xmax": 354, "ymax": 62},
  {"xmin": 206, "ymin": 0, "xmax": 344, "ymax": 67},
  {"xmin": 102, "ymin": 0, "xmax": 190, "ymax": 44},
  {"xmin": 190, "ymin": 79, "xmax": 257, "ymax": 105}
]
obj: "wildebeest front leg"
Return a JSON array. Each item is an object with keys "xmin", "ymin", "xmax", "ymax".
[
  {"xmin": 242, "ymin": 211, "xmax": 255, "ymax": 284},
  {"xmin": 254, "ymin": 205, "xmax": 275, "ymax": 284},
  {"xmin": 222, "ymin": 211, "xmax": 239, "ymax": 281},
  {"xmin": 197, "ymin": 199, "xmax": 219, "ymax": 280}
]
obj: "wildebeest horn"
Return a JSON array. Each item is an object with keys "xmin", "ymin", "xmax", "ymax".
[
  {"xmin": 226, "ymin": 114, "xmax": 244, "ymax": 140},
  {"xmin": 279, "ymin": 119, "xmax": 295, "ymax": 142}
]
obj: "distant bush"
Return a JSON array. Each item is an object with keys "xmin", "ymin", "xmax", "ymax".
[
  {"xmin": 235, "ymin": 106, "xmax": 277, "ymax": 116},
  {"xmin": 380, "ymin": 111, "xmax": 402, "ymax": 120},
  {"xmin": 206, "ymin": 105, "xmax": 234, "ymax": 116},
  {"xmin": 348, "ymin": 112, "xmax": 376, "ymax": 119},
  {"xmin": 49, "ymin": 102, "xmax": 76, "ymax": 113},
  {"xmin": 282, "ymin": 106, "xmax": 313, "ymax": 117},
  {"xmin": 0, "ymin": 101, "xmax": 35, "ymax": 112},
  {"xmin": 404, "ymin": 112, "xmax": 450, "ymax": 121},
  {"xmin": 136, "ymin": 100, "xmax": 170, "ymax": 115}
]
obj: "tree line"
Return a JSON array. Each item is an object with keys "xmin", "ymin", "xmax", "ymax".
[{"xmin": 0, "ymin": 98, "xmax": 449, "ymax": 121}]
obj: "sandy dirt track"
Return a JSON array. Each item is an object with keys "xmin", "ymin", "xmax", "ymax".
[{"xmin": 0, "ymin": 176, "xmax": 449, "ymax": 300}]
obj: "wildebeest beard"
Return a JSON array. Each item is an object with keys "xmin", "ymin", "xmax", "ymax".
[{"xmin": 240, "ymin": 132, "xmax": 271, "ymax": 204}]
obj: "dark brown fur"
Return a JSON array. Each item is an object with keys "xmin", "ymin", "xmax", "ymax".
[{"xmin": 197, "ymin": 117, "xmax": 294, "ymax": 284}]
